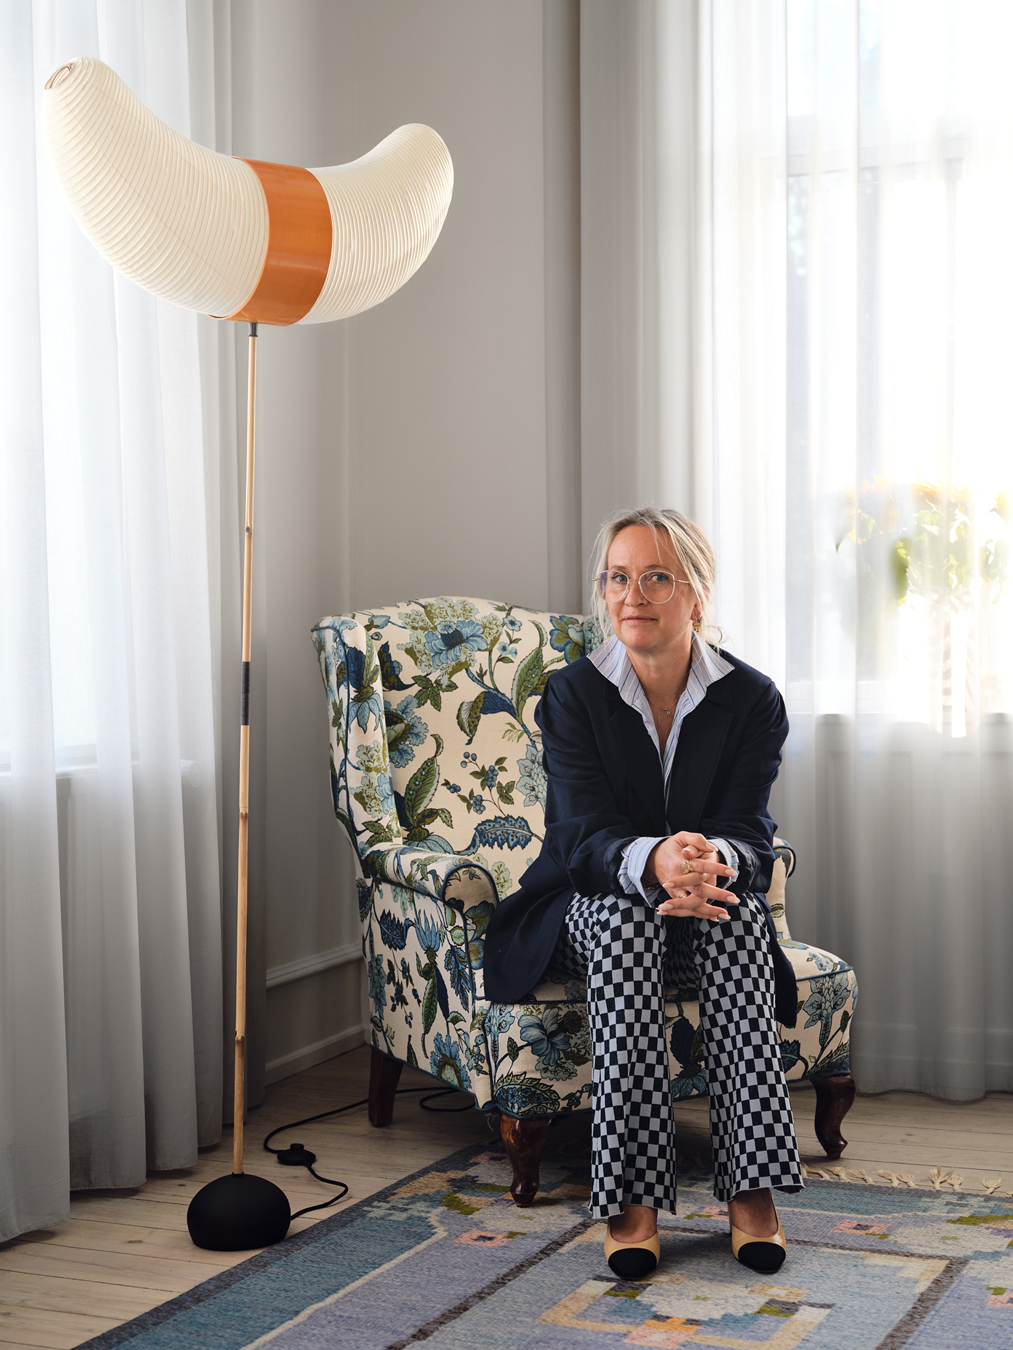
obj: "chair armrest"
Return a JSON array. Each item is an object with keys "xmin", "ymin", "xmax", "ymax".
[
  {"xmin": 770, "ymin": 838, "xmax": 796, "ymax": 942},
  {"xmin": 364, "ymin": 843, "xmax": 499, "ymax": 914},
  {"xmin": 364, "ymin": 845, "xmax": 499, "ymax": 1007}
]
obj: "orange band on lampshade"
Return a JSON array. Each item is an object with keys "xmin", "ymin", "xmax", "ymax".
[{"xmin": 222, "ymin": 160, "xmax": 332, "ymax": 325}]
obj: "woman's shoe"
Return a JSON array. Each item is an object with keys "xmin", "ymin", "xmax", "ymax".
[
  {"xmin": 730, "ymin": 1209, "xmax": 787, "ymax": 1274},
  {"xmin": 604, "ymin": 1218, "xmax": 661, "ymax": 1279}
]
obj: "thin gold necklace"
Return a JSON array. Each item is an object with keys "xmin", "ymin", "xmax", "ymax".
[{"xmin": 652, "ymin": 680, "xmax": 688, "ymax": 717}]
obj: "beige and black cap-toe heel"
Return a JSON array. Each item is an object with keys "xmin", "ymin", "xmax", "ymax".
[
  {"xmin": 730, "ymin": 1213, "xmax": 787, "ymax": 1274},
  {"xmin": 605, "ymin": 1219, "xmax": 661, "ymax": 1279}
]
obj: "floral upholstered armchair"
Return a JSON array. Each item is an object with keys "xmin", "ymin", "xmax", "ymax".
[{"xmin": 312, "ymin": 598, "xmax": 857, "ymax": 1204}]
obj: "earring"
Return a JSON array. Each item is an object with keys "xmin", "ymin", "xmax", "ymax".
[{"xmin": 692, "ymin": 616, "xmax": 702, "ymax": 633}]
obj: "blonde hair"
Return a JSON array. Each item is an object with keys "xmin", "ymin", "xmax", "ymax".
[{"xmin": 589, "ymin": 506, "xmax": 721, "ymax": 645}]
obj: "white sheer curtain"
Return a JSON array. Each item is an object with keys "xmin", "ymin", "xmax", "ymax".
[
  {"xmin": 581, "ymin": 0, "xmax": 1013, "ymax": 1099},
  {"xmin": 0, "ymin": 0, "xmax": 222, "ymax": 1241}
]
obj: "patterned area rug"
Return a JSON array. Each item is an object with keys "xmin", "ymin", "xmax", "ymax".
[{"xmin": 80, "ymin": 1142, "xmax": 1013, "ymax": 1350}]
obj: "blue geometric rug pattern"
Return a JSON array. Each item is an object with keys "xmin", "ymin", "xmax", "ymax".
[{"xmin": 78, "ymin": 1143, "xmax": 1013, "ymax": 1350}]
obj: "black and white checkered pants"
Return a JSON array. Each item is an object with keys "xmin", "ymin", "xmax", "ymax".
[{"xmin": 548, "ymin": 890, "xmax": 803, "ymax": 1218}]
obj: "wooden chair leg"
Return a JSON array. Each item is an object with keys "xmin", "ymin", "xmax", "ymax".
[
  {"xmin": 499, "ymin": 1115, "xmax": 551, "ymax": 1207},
  {"xmin": 368, "ymin": 1046, "xmax": 403, "ymax": 1127},
  {"xmin": 812, "ymin": 1073, "xmax": 857, "ymax": 1160}
]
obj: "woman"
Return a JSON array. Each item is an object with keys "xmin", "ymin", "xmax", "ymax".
[{"xmin": 484, "ymin": 507, "xmax": 802, "ymax": 1279}]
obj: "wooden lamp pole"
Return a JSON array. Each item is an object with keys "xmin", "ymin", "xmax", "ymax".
[
  {"xmin": 184, "ymin": 323, "xmax": 290, "ymax": 1251},
  {"xmin": 234, "ymin": 321, "xmax": 258, "ymax": 1176}
]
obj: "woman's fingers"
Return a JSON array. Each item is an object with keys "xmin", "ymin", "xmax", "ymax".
[
  {"xmin": 666, "ymin": 861, "xmax": 730, "ymax": 885},
  {"xmin": 657, "ymin": 894, "xmax": 730, "ymax": 921},
  {"xmin": 687, "ymin": 880, "xmax": 735, "ymax": 900},
  {"xmin": 673, "ymin": 887, "xmax": 736, "ymax": 906},
  {"xmin": 674, "ymin": 830, "xmax": 717, "ymax": 855},
  {"xmin": 684, "ymin": 856, "xmax": 735, "ymax": 878},
  {"xmin": 657, "ymin": 872, "xmax": 736, "ymax": 918},
  {"xmin": 654, "ymin": 838, "xmax": 735, "ymax": 902},
  {"xmin": 661, "ymin": 869, "xmax": 735, "ymax": 898},
  {"xmin": 656, "ymin": 838, "xmax": 733, "ymax": 885},
  {"xmin": 671, "ymin": 843, "xmax": 734, "ymax": 879},
  {"xmin": 702, "ymin": 886, "xmax": 737, "ymax": 904}
]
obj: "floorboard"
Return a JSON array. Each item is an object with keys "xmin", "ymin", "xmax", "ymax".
[{"xmin": 1, "ymin": 1044, "xmax": 1011, "ymax": 1348}]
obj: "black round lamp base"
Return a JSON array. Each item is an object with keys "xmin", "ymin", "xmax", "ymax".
[{"xmin": 187, "ymin": 1172, "xmax": 291, "ymax": 1251}]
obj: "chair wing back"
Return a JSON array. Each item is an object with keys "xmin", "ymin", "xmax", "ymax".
[{"xmin": 313, "ymin": 598, "xmax": 601, "ymax": 885}]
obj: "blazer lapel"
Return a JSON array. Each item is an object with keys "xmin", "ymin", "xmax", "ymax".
[
  {"xmin": 666, "ymin": 696, "xmax": 733, "ymax": 833},
  {"xmin": 602, "ymin": 682, "xmax": 668, "ymax": 834}
]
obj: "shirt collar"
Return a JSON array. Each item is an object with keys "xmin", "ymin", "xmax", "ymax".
[{"xmin": 588, "ymin": 631, "xmax": 733, "ymax": 704}]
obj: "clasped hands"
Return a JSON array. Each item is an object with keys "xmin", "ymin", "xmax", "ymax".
[{"xmin": 644, "ymin": 831, "xmax": 737, "ymax": 921}]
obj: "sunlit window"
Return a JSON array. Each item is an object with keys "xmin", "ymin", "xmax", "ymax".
[{"xmin": 785, "ymin": 0, "xmax": 1013, "ymax": 735}]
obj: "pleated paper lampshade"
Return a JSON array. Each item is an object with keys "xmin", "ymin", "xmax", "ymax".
[{"xmin": 43, "ymin": 56, "xmax": 453, "ymax": 326}]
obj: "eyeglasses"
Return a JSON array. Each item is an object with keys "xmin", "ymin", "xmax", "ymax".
[{"xmin": 595, "ymin": 569, "xmax": 691, "ymax": 604}]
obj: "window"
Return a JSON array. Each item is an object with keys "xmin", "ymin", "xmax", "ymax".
[{"xmin": 784, "ymin": 0, "xmax": 1013, "ymax": 734}]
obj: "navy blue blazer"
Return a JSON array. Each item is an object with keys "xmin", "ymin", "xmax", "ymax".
[{"xmin": 483, "ymin": 648, "xmax": 798, "ymax": 1025}]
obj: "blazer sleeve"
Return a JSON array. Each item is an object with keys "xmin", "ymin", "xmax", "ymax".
[
  {"xmin": 697, "ymin": 678, "xmax": 788, "ymax": 898},
  {"xmin": 534, "ymin": 676, "xmax": 637, "ymax": 898}
]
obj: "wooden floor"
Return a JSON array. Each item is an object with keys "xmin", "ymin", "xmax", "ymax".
[{"xmin": 2, "ymin": 1046, "xmax": 1012, "ymax": 1349}]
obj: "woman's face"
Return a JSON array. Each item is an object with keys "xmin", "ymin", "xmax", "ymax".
[{"xmin": 605, "ymin": 525, "xmax": 700, "ymax": 659}]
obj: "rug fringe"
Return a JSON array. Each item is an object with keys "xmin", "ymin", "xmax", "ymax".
[
  {"xmin": 799, "ymin": 1161, "xmax": 1013, "ymax": 1196},
  {"xmin": 928, "ymin": 1166, "xmax": 963, "ymax": 1192}
]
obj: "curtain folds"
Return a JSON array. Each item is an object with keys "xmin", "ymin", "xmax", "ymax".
[
  {"xmin": 0, "ymin": 0, "xmax": 223, "ymax": 1241},
  {"xmin": 580, "ymin": 0, "xmax": 1013, "ymax": 1099}
]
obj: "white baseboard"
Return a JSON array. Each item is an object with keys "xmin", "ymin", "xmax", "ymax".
[
  {"xmin": 266, "ymin": 940, "xmax": 361, "ymax": 990},
  {"xmin": 264, "ymin": 1022, "xmax": 368, "ymax": 1086}
]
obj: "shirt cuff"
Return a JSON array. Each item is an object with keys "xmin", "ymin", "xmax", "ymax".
[
  {"xmin": 706, "ymin": 837, "xmax": 740, "ymax": 884},
  {"xmin": 619, "ymin": 836, "xmax": 668, "ymax": 903}
]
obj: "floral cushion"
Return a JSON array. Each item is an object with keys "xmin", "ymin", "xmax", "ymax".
[{"xmin": 314, "ymin": 599, "xmax": 857, "ymax": 1117}]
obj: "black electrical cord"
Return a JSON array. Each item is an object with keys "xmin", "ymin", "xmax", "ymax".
[{"xmin": 262, "ymin": 1084, "xmax": 474, "ymax": 1219}]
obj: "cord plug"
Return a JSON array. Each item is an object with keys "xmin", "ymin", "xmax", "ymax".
[{"xmin": 276, "ymin": 1142, "xmax": 316, "ymax": 1167}]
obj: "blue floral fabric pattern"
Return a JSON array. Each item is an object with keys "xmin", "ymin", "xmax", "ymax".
[{"xmin": 313, "ymin": 597, "xmax": 857, "ymax": 1115}]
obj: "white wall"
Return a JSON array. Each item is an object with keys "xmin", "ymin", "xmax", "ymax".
[{"xmin": 224, "ymin": 1, "xmax": 581, "ymax": 1086}]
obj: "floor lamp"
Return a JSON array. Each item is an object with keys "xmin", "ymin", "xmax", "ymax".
[{"xmin": 43, "ymin": 55, "xmax": 453, "ymax": 1252}]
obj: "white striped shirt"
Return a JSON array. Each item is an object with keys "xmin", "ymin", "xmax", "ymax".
[{"xmin": 587, "ymin": 632, "xmax": 737, "ymax": 902}]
